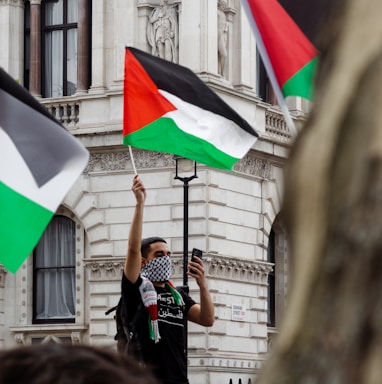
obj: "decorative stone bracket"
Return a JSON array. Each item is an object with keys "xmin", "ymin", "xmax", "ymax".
[{"xmin": 84, "ymin": 256, "xmax": 273, "ymax": 284}]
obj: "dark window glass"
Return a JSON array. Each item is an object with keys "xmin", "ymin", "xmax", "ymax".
[
  {"xmin": 24, "ymin": 2, "xmax": 30, "ymax": 89},
  {"xmin": 257, "ymin": 49, "xmax": 276, "ymax": 105},
  {"xmin": 42, "ymin": 0, "xmax": 78, "ymax": 97},
  {"xmin": 267, "ymin": 229, "xmax": 276, "ymax": 327}
]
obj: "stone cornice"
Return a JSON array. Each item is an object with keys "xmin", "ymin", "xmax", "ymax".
[
  {"xmin": 84, "ymin": 256, "xmax": 273, "ymax": 284},
  {"xmin": 83, "ymin": 149, "xmax": 272, "ymax": 179}
]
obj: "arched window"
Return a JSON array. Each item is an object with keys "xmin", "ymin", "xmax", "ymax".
[
  {"xmin": 267, "ymin": 228, "xmax": 276, "ymax": 327},
  {"xmin": 267, "ymin": 220, "xmax": 289, "ymax": 328},
  {"xmin": 33, "ymin": 215, "xmax": 76, "ymax": 323}
]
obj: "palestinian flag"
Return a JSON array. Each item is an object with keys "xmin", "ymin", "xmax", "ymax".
[
  {"xmin": 278, "ymin": 0, "xmax": 331, "ymax": 50},
  {"xmin": 241, "ymin": 0, "xmax": 320, "ymax": 100},
  {"xmin": 123, "ymin": 47, "xmax": 258, "ymax": 170},
  {"xmin": 0, "ymin": 68, "xmax": 89, "ymax": 273}
]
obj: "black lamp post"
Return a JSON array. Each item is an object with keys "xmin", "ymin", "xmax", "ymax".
[
  {"xmin": 174, "ymin": 156, "xmax": 198, "ymax": 366},
  {"xmin": 174, "ymin": 157, "xmax": 198, "ymax": 290}
]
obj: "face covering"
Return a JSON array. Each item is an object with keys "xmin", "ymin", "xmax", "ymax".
[{"xmin": 141, "ymin": 255, "xmax": 172, "ymax": 282}]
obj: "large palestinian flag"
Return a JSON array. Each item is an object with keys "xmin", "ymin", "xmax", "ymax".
[
  {"xmin": 123, "ymin": 47, "xmax": 258, "ymax": 170},
  {"xmin": 241, "ymin": 0, "xmax": 321, "ymax": 100},
  {"xmin": 278, "ymin": 0, "xmax": 331, "ymax": 50},
  {"xmin": 0, "ymin": 68, "xmax": 89, "ymax": 273}
]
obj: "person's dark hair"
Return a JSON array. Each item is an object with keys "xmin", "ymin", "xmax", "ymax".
[
  {"xmin": 141, "ymin": 237, "xmax": 167, "ymax": 259},
  {"xmin": 0, "ymin": 343, "xmax": 159, "ymax": 384}
]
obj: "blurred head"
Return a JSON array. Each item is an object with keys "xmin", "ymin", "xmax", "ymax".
[
  {"xmin": 141, "ymin": 237, "xmax": 169, "ymax": 262},
  {"xmin": 0, "ymin": 343, "xmax": 159, "ymax": 384}
]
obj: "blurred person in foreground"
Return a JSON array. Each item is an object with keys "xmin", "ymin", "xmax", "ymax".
[{"xmin": 0, "ymin": 342, "xmax": 159, "ymax": 384}]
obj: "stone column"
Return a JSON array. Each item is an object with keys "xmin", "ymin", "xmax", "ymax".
[
  {"xmin": 29, "ymin": 0, "xmax": 41, "ymax": 96},
  {"xmin": 89, "ymin": 0, "xmax": 106, "ymax": 93},
  {"xmin": 77, "ymin": 0, "xmax": 90, "ymax": 93}
]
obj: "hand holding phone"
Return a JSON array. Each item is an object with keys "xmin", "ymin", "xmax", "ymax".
[{"xmin": 190, "ymin": 248, "xmax": 203, "ymax": 274}]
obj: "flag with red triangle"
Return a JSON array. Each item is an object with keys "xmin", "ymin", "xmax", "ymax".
[
  {"xmin": 123, "ymin": 47, "xmax": 258, "ymax": 170},
  {"xmin": 241, "ymin": 0, "xmax": 324, "ymax": 100},
  {"xmin": 0, "ymin": 68, "xmax": 89, "ymax": 273}
]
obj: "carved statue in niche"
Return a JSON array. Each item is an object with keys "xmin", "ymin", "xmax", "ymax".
[
  {"xmin": 147, "ymin": 0, "xmax": 179, "ymax": 63},
  {"xmin": 217, "ymin": 0, "xmax": 229, "ymax": 77}
]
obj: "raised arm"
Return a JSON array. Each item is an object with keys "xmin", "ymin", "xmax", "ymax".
[{"xmin": 124, "ymin": 175, "xmax": 146, "ymax": 283}]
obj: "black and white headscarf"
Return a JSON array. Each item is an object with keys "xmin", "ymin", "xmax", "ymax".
[
  {"xmin": 141, "ymin": 255, "xmax": 172, "ymax": 282},
  {"xmin": 139, "ymin": 256, "xmax": 177, "ymax": 343}
]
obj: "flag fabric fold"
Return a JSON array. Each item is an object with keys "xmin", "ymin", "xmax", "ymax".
[
  {"xmin": 123, "ymin": 47, "xmax": 258, "ymax": 170},
  {"xmin": 0, "ymin": 68, "xmax": 89, "ymax": 273},
  {"xmin": 241, "ymin": 0, "xmax": 319, "ymax": 100}
]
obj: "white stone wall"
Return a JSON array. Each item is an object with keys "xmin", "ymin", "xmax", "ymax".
[{"xmin": 0, "ymin": 1, "xmax": 298, "ymax": 383}]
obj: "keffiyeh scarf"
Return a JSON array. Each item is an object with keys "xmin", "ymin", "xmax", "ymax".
[{"xmin": 139, "ymin": 256, "xmax": 184, "ymax": 343}]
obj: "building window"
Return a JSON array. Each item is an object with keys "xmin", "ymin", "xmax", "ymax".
[
  {"xmin": 33, "ymin": 215, "xmax": 76, "ymax": 324},
  {"xmin": 267, "ymin": 228, "xmax": 276, "ymax": 327},
  {"xmin": 24, "ymin": 0, "xmax": 91, "ymax": 97},
  {"xmin": 267, "ymin": 219, "xmax": 289, "ymax": 330},
  {"xmin": 257, "ymin": 49, "xmax": 277, "ymax": 105},
  {"xmin": 43, "ymin": 0, "xmax": 78, "ymax": 97}
]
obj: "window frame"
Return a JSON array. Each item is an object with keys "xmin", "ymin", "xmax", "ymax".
[
  {"xmin": 32, "ymin": 214, "xmax": 76, "ymax": 325},
  {"xmin": 23, "ymin": 0, "xmax": 91, "ymax": 97},
  {"xmin": 41, "ymin": 0, "xmax": 78, "ymax": 97}
]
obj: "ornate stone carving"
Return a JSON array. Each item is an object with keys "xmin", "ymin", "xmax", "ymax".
[
  {"xmin": 147, "ymin": 0, "xmax": 179, "ymax": 63},
  {"xmin": 84, "ymin": 149, "xmax": 271, "ymax": 179},
  {"xmin": 84, "ymin": 259, "xmax": 124, "ymax": 280},
  {"xmin": 14, "ymin": 332, "xmax": 25, "ymax": 344},
  {"xmin": 234, "ymin": 155, "xmax": 272, "ymax": 179},
  {"xmin": 84, "ymin": 256, "xmax": 272, "ymax": 283},
  {"xmin": 84, "ymin": 150, "xmax": 175, "ymax": 173},
  {"xmin": 71, "ymin": 331, "xmax": 82, "ymax": 344},
  {"xmin": 208, "ymin": 256, "xmax": 273, "ymax": 284},
  {"xmin": 84, "ymin": 152, "xmax": 130, "ymax": 173},
  {"xmin": 217, "ymin": 0, "xmax": 229, "ymax": 77}
]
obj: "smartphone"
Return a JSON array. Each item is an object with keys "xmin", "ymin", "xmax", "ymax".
[
  {"xmin": 191, "ymin": 248, "xmax": 203, "ymax": 262},
  {"xmin": 190, "ymin": 248, "xmax": 203, "ymax": 274}
]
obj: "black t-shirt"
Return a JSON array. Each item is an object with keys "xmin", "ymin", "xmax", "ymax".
[{"xmin": 121, "ymin": 274, "xmax": 196, "ymax": 384}]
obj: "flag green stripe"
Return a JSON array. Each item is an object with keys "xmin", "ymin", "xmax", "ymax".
[
  {"xmin": 0, "ymin": 182, "xmax": 54, "ymax": 273},
  {"xmin": 124, "ymin": 117, "xmax": 239, "ymax": 170},
  {"xmin": 282, "ymin": 56, "xmax": 318, "ymax": 100}
]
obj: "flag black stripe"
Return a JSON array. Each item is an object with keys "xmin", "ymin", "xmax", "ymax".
[
  {"xmin": 129, "ymin": 47, "xmax": 258, "ymax": 138},
  {"xmin": 0, "ymin": 68, "xmax": 85, "ymax": 187},
  {"xmin": 278, "ymin": 0, "xmax": 332, "ymax": 49}
]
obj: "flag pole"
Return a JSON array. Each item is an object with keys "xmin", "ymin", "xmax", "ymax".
[
  {"xmin": 241, "ymin": 0, "xmax": 297, "ymax": 138},
  {"xmin": 128, "ymin": 145, "xmax": 137, "ymax": 175}
]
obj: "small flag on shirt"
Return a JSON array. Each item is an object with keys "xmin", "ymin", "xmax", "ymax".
[
  {"xmin": 123, "ymin": 47, "xmax": 258, "ymax": 171},
  {"xmin": 0, "ymin": 68, "xmax": 89, "ymax": 273}
]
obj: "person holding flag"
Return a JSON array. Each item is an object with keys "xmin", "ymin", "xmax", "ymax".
[{"xmin": 121, "ymin": 174, "xmax": 214, "ymax": 384}]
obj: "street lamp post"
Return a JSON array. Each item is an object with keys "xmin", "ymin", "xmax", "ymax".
[
  {"xmin": 174, "ymin": 156, "xmax": 198, "ymax": 367},
  {"xmin": 174, "ymin": 157, "xmax": 198, "ymax": 289}
]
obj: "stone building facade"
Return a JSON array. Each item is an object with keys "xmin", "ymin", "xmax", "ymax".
[{"xmin": 0, "ymin": 1, "xmax": 305, "ymax": 383}]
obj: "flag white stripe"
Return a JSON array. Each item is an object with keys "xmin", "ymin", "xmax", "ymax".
[
  {"xmin": 0, "ymin": 127, "xmax": 87, "ymax": 212},
  {"xmin": 159, "ymin": 90, "xmax": 257, "ymax": 158}
]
